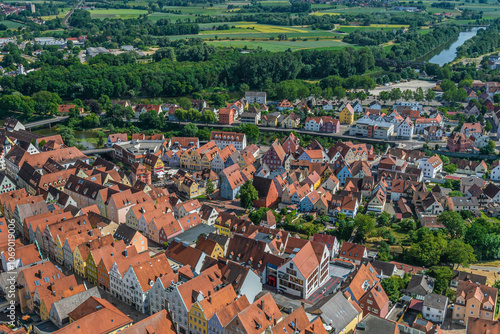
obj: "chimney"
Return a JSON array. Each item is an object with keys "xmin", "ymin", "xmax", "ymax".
[
  {"xmin": 124, "ymin": 249, "xmax": 128, "ymax": 257},
  {"xmin": 89, "ymin": 230, "xmax": 93, "ymax": 237},
  {"xmin": 261, "ymin": 299, "xmax": 265, "ymax": 310}
]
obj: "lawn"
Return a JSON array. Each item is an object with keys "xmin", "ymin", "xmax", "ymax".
[
  {"xmin": 206, "ymin": 39, "xmax": 352, "ymax": 51},
  {"xmin": 89, "ymin": 9, "xmax": 149, "ymax": 19},
  {"xmin": 41, "ymin": 7, "xmax": 71, "ymax": 20},
  {"xmin": 1, "ymin": 20, "xmax": 25, "ymax": 29}
]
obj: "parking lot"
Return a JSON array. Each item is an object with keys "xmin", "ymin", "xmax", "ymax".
[{"xmin": 369, "ymin": 80, "xmax": 437, "ymax": 95}]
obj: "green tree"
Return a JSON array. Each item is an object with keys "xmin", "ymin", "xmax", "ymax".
[
  {"xmin": 32, "ymin": 91, "xmax": 62, "ymax": 115},
  {"xmin": 439, "ymin": 155, "xmax": 450, "ymax": 164},
  {"xmin": 97, "ymin": 131, "xmax": 106, "ymax": 147},
  {"xmin": 485, "ymin": 120, "xmax": 493, "ymax": 133},
  {"xmin": 333, "ymin": 86, "xmax": 346, "ymax": 101},
  {"xmin": 377, "ymin": 212, "xmax": 391, "ymax": 226},
  {"xmin": 202, "ymin": 109, "xmax": 217, "ymax": 124},
  {"xmin": 181, "ymin": 123, "xmax": 198, "ymax": 137},
  {"xmin": 249, "ymin": 207, "xmax": 269, "ymax": 224},
  {"xmin": 409, "ymin": 232, "xmax": 447, "ymax": 267},
  {"xmin": 379, "ymin": 91, "xmax": 390, "ymax": 104},
  {"xmin": 425, "ymin": 89, "xmax": 436, "ymax": 103},
  {"xmin": 413, "ymin": 87, "xmax": 424, "ymax": 102},
  {"xmin": 206, "ymin": 179, "xmax": 214, "ymax": 198},
  {"xmin": 438, "ymin": 211, "xmax": 466, "ymax": 239},
  {"xmin": 177, "ymin": 97, "xmax": 192, "ymax": 110},
  {"xmin": 389, "ymin": 88, "xmax": 402, "ymax": 101},
  {"xmin": 98, "ymin": 94, "xmax": 111, "ymax": 111},
  {"xmin": 58, "ymin": 125, "xmax": 76, "ymax": 147},
  {"xmin": 480, "ymin": 140, "xmax": 496, "ymax": 155},
  {"xmin": 445, "ymin": 239, "xmax": 477, "ymax": 269},
  {"xmin": 357, "ymin": 91, "xmax": 367, "ymax": 102},
  {"xmin": 240, "ymin": 181, "xmax": 258, "ymax": 209},
  {"xmin": 381, "ymin": 275, "xmax": 410, "ymax": 303},
  {"xmin": 239, "ymin": 83, "xmax": 250, "ymax": 95},
  {"xmin": 429, "ymin": 266, "xmax": 453, "ymax": 294},
  {"xmin": 444, "ymin": 164, "xmax": 457, "ymax": 174},
  {"xmin": 354, "ymin": 214, "xmax": 376, "ymax": 242},
  {"xmin": 153, "ymin": 47, "xmax": 175, "ymax": 62},
  {"xmin": 402, "ymin": 89, "xmax": 413, "ymax": 101},
  {"xmin": 237, "ymin": 124, "xmax": 260, "ymax": 142}
]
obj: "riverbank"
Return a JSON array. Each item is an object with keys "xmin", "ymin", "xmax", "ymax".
[{"xmin": 426, "ymin": 27, "xmax": 484, "ymax": 66}]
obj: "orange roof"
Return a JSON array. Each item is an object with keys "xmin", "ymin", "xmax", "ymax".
[
  {"xmin": 176, "ymin": 271, "xmax": 222, "ymax": 310},
  {"xmin": 216, "ymin": 295, "xmax": 250, "ymax": 327},
  {"xmin": 62, "ymin": 297, "xmax": 132, "ymax": 334},
  {"xmin": 197, "ymin": 285, "xmax": 238, "ymax": 320},
  {"xmin": 303, "ymin": 150, "xmax": 324, "ymax": 160},
  {"xmin": 236, "ymin": 293, "xmax": 282, "ymax": 334},
  {"xmin": 131, "ymin": 255, "xmax": 172, "ymax": 292},
  {"xmin": 289, "ymin": 242, "xmax": 320, "ymax": 279},
  {"xmin": 118, "ymin": 309, "xmax": 176, "ymax": 334}
]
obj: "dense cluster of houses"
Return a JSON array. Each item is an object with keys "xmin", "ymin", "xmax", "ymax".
[{"xmin": 0, "ymin": 116, "xmax": 499, "ymax": 334}]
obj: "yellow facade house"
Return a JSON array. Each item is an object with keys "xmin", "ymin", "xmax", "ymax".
[
  {"xmin": 188, "ymin": 285, "xmax": 237, "ymax": 334},
  {"xmin": 340, "ymin": 103, "xmax": 355, "ymax": 124}
]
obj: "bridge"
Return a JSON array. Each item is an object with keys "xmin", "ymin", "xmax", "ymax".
[
  {"xmin": 25, "ymin": 116, "xmax": 69, "ymax": 129},
  {"xmin": 82, "ymin": 148, "xmax": 114, "ymax": 155}
]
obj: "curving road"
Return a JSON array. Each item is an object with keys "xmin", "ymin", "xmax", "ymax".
[{"xmin": 63, "ymin": 0, "xmax": 84, "ymax": 28}]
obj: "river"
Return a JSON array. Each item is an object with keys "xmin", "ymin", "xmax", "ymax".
[
  {"xmin": 34, "ymin": 127, "xmax": 99, "ymax": 149},
  {"xmin": 427, "ymin": 27, "xmax": 484, "ymax": 66}
]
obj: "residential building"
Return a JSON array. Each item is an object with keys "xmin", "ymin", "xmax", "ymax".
[
  {"xmin": 218, "ymin": 108, "xmax": 236, "ymax": 125},
  {"xmin": 307, "ymin": 292, "xmax": 362, "ymax": 334},
  {"xmin": 448, "ymin": 133, "xmax": 473, "ymax": 152},
  {"xmin": 339, "ymin": 242, "xmax": 367, "ymax": 266},
  {"xmin": 423, "ymin": 293, "xmax": 448, "ymax": 325},
  {"xmin": 281, "ymin": 113, "xmax": 301, "ymax": 129},
  {"xmin": 452, "ymin": 281, "xmax": 498, "ymax": 324},
  {"xmin": 397, "ymin": 117, "xmax": 414, "ymax": 140},
  {"xmin": 211, "ymin": 131, "xmax": 247, "ymax": 150},
  {"xmin": 404, "ymin": 275, "xmax": 435, "ymax": 300},
  {"xmin": 262, "ymin": 139, "xmax": 286, "ymax": 171},
  {"xmin": 245, "ymin": 91, "xmax": 266, "ymax": 104},
  {"xmin": 340, "ymin": 104, "xmax": 355, "ymax": 124},
  {"xmin": 466, "ymin": 318, "xmax": 500, "ymax": 334},
  {"xmin": 417, "ymin": 155, "xmax": 443, "ymax": 178},
  {"xmin": 349, "ymin": 118, "xmax": 394, "ymax": 139}
]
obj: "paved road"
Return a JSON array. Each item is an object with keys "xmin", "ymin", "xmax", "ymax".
[
  {"xmin": 170, "ymin": 120, "xmax": 425, "ymax": 148},
  {"xmin": 63, "ymin": 0, "xmax": 84, "ymax": 28},
  {"xmin": 469, "ymin": 265, "xmax": 500, "ymax": 273}
]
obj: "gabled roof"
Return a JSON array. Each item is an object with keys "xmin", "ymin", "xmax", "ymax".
[
  {"xmin": 131, "ymin": 255, "xmax": 172, "ymax": 292},
  {"xmin": 236, "ymin": 293, "xmax": 282, "ymax": 334},
  {"xmin": 340, "ymin": 242, "xmax": 366, "ymax": 262},
  {"xmin": 62, "ymin": 297, "xmax": 132, "ymax": 334},
  {"xmin": 118, "ymin": 309, "xmax": 176, "ymax": 334}
]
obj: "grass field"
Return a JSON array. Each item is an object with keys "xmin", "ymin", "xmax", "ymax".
[
  {"xmin": 41, "ymin": 7, "xmax": 73, "ymax": 20},
  {"xmin": 336, "ymin": 24, "xmax": 408, "ymax": 33},
  {"xmin": 313, "ymin": 7, "xmax": 403, "ymax": 14},
  {"xmin": 206, "ymin": 39, "xmax": 352, "ymax": 51},
  {"xmin": 2, "ymin": 20, "xmax": 25, "ymax": 29},
  {"xmin": 89, "ymin": 8, "xmax": 148, "ymax": 19}
]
